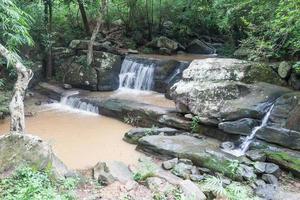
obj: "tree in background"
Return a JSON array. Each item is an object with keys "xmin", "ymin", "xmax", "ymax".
[{"xmin": 0, "ymin": 0, "xmax": 34, "ymax": 134}]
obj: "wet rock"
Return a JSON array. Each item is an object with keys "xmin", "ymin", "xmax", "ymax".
[
  {"xmin": 137, "ymin": 135, "xmax": 246, "ymax": 180},
  {"xmin": 219, "ymin": 118, "xmax": 260, "ymax": 136},
  {"xmin": 158, "ymin": 113, "xmax": 192, "ymax": 131},
  {"xmin": 0, "ymin": 133, "xmax": 71, "ymax": 180},
  {"xmin": 63, "ymin": 84, "xmax": 72, "ymax": 90},
  {"xmin": 170, "ymin": 58, "xmax": 289, "ymax": 125},
  {"xmin": 145, "ymin": 177, "xmax": 176, "ymax": 194},
  {"xmin": 124, "ymin": 127, "xmax": 182, "ymax": 144},
  {"xmin": 220, "ymin": 141, "xmax": 235, "ymax": 150},
  {"xmin": 255, "ymin": 179, "xmax": 266, "ymax": 187},
  {"xmin": 246, "ymin": 150, "xmax": 266, "ymax": 162},
  {"xmin": 278, "ymin": 61, "xmax": 292, "ymax": 79},
  {"xmin": 171, "ymin": 162, "xmax": 193, "ymax": 179},
  {"xmin": 198, "ymin": 167, "xmax": 211, "ymax": 174},
  {"xmin": 159, "ymin": 47, "xmax": 172, "ymax": 55},
  {"xmin": 184, "ymin": 113, "xmax": 193, "ymax": 120},
  {"xmin": 190, "ymin": 174, "xmax": 204, "ymax": 182},
  {"xmin": 186, "ymin": 39, "xmax": 215, "ymax": 54},
  {"xmin": 162, "ymin": 158, "xmax": 178, "ymax": 170},
  {"xmin": 262, "ymin": 174, "xmax": 278, "ymax": 185},
  {"xmin": 289, "ymin": 73, "xmax": 300, "ymax": 90},
  {"xmin": 93, "ymin": 161, "xmax": 132, "ymax": 185},
  {"xmin": 179, "ymin": 180, "xmax": 207, "ymax": 200}
]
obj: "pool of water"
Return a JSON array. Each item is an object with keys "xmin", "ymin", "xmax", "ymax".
[{"xmin": 0, "ymin": 107, "xmax": 142, "ymax": 169}]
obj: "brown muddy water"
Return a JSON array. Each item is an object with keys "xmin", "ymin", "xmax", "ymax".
[{"xmin": 0, "ymin": 109, "xmax": 142, "ymax": 169}]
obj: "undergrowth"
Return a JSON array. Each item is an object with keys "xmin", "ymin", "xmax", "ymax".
[{"xmin": 0, "ymin": 166, "xmax": 78, "ymax": 200}]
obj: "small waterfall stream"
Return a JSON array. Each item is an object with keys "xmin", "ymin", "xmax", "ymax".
[
  {"xmin": 47, "ymin": 91, "xmax": 99, "ymax": 115},
  {"xmin": 119, "ymin": 57, "xmax": 155, "ymax": 90},
  {"xmin": 222, "ymin": 104, "xmax": 275, "ymax": 157}
]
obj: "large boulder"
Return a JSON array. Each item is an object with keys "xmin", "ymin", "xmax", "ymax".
[
  {"xmin": 0, "ymin": 133, "xmax": 71, "ymax": 179},
  {"xmin": 170, "ymin": 58, "xmax": 289, "ymax": 124},
  {"xmin": 56, "ymin": 51, "xmax": 121, "ymax": 91},
  {"xmin": 146, "ymin": 36, "xmax": 184, "ymax": 53},
  {"xmin": 186, "ymin": 39, "xmax": 216, "ymax": 54}
]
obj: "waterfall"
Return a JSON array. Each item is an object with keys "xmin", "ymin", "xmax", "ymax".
[
  {"xmin": 222, "ymin": 104, "xmax": 275, "ymax": 157},
  {"xmin": 119, "ymin": 57, "xmax": 155, "ymax": 90},
  {"xmin": 46, "ymin": 91, "xmax": 99, "ymax": 115}
]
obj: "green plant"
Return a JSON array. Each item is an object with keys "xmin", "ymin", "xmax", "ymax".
[
  {"xmin": 123, "ymin": 114, "xmax": 142, "ymax": 126},
  {"xmin": 144, "ymin": 125, "xmax": 158, "ymax": 136},
  {"xmin": 0, "ymin": 166, "xmax": 78, "ymax": 200},
  {"xmin": 132, "ymin": 159, "xmax": 158, "ymax": 182},
  {"xmin": 191, "ymin": 116, "xmax": 201, "ymax": 133},
  {"xmin": 293, "ymin": 62, "xmax": 300, "ymax": 75}
]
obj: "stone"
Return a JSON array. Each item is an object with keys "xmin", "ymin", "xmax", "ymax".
[
  {"xmin": 159, "ymin": 47, "xmax": 172, "ymax": 55},
  {"xmin": 255, "ymin": 184, "xmax": 277, "ymax": 199},
  {"xmin": 137, "ymin": 135, "xmax": 246, "ymax": 180},
  {"xmin": 278, "ymin": 61, "xmax": 292, "ymax": 79},
  {"xmin": 233, "ymin": 47, "xmax": 251, "ymax": 58},
  {"xmin": 0, "ymin": 133, "xmax": 71, "ymax": 180},
  {"xmin": 128, "ymin": 49, "xmax": 139, "ymax": 54},
  {"xmin": 255, "ymin": 179, "xmax": 266, "ymax": 187},
  {"xmin": 170, "ymin": 58, "xmax": 289, "ymax": 125},
  {"xmin": 246, "ymin": 150, "xmax": 266, "ymax": 162},
  {"xmin": 179, "ymin": 180, "xmax": 206, "ymax": 200},
  {"xmin": 289, "ymin": 73, "xmax": 300, "ymax": 90},
  {"xmin": 237, "ymin": 164, "xmax": 257, "ymax": 181},
  {"xmin": 190, "ymin": 174, "xmax": 204, "ymax": 182},
  {"xmin": 146, "ymin": 36, "xmax": 182, "ymax": 52},
  {"xmin": 124, "ymin": 127, "xmax": 182, "ymax": 144},
  {"xmin": 184, "ymin": 113, "xmax": 193, "ymax": 120},
  {"xmin": 220, "ymin": 141, "xmax": 235, "ymax": 150},
  {"xmin": 262, "ymin": 174, "xmax": 278, "ymax": 185},
  {"xmin": 63, "ymin": 84, "xmax": 72, "ymax": 89},
  {"xmin": 265, "ymin": 163, "xmax": 280, "ymax": 175},
  {"xmin": 162, "ymin": 158, "xmax": 178, "ymax": 170},
  {"xmin": 219, "ymin": 118, "xmax": 260, "ymax": 136},
  {"xmin": 171, "ymin": 163, "xmax": 193, "ymax": 179},
  {"xmin": 186, "ymin": 39, "xmax": 215, "ymax": 54},
  {"xmin": 254, "ymin": 162, "xmax": 266, "ymax": 174},
  {"xmin": 145, "ymin": 177, "xmax": 175, "ymax": 193},
  {"xmin": 68, "ymin": 40, "xmax": 122, "ymax": 55},
  {"xmin": 178, "ymin": 158, "xmax": 193, "ymax": 165},
  {"xmin": 93, "ymin": 161, "xmax": 132, "ymax": 185}
]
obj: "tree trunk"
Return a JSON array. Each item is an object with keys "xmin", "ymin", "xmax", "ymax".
[
  {"xmin": 44, "ymin": 0, "xmax": 53, "ymax": 80},
  {"xmin": 77, "ymin": 0, "xmax": 90, "ymax": 35},
  {"xmin": 0, "ymin": 43, "xmax": 33, "ymax": 134}
]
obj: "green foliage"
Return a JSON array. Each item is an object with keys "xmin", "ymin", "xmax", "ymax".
[
  {"xmin": 0, "ymin": 166, "xmax": 78, "ymax": 200},
  {"xmin": 293, "ymin": 62, "xmax": 300, "ymax": 75},
  {"xmin": 199, "ymin": 176, "xmax": 259, "ymax": 200},
  {"xmin": 132, "ymin": 158, "xmax": 158, "ymax": 182},
  {"xmin": 191, "ymin": 116, "xmax": 201, "ymax": 133}
]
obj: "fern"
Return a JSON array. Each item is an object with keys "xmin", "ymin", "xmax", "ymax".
[{"xmin": 199, "ymin": 176, "xmax": 227, "ymax": 197}]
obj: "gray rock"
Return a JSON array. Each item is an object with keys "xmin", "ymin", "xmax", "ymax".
[
  {"xmin": 255, "ymin": 179, "xmax": 266, "ymax": 187},
  {"xmin": 184, "ymin": 113, "xmax": 193, "ymax": 120},
  {"xmin": 254, "ymin": 162, "xmax": 266, "ymax": 174},
  {"xmin": 171, "ymin": 163, "xmax": 193, "ymax": 179},
  {"xmin": 246, "ymin": 150, "xmax": 266, "ymax": 162},
  {"xmin": 262, "ymin": 174, "xmax": 278, "ymax": 185},
  {"xmin": 278, "ymin": 61, "xmax": 291, "ymax": 79},
  {"xmin": 220, "ymin": 141, "xmax": 235, "ymax": 150},
  {"xmin": 190, "ymin": 174, "xmax": 204, "ymax": 182},
  {"xmin": 159, "ymin": 47, "xmax": 172, "ymax": 55},
  {"xmin": 162, "ymin": 158, "xmax": 178, "ymax": 170},
  {"xmin": 237, "ymin": 164, "xmax": 257, "ymax": 181},
  {"xmin": 186, "ymin": 39, "xmax": 215, "ymax": 54},
  {"xmin": 63, "ymin": 84, "xmax": 72, "ymax": 89},
  {"xmin": 289, "ymin": 73, "xmax": 300, "ymax": 90},
  {"xmin": 93, "ymin": 161, "xmax": 132, "ymax": 185},
  {"xmin": 179, "ymin": 180, "xmax": 206, "ymax": 200},
  {"xmin": 0, "ymin": 133, "xmax": 71, "ymax": 180},
  {"xmin": 219, "ymin": 118, "xmax": 260, "ymax": 136},
  {"xmin": 124, "ymin": 127, "xmax": 182, "ymax": 144},
  {"xmin": 146, "ymin": 36, "xmax": 182, "ymax": 52},
  {"xmin": 127, "ymin": 49, "xmax": 139, "ymax": 54},
  {"xmin": 179, "ymin": 158, "xmax": 193, "ymax": 165},
  {"xmin": 255, "ymin": 184, "xmax": 277, "ymax": 199},
  {"xmin": 265, "ymin": 163, "xmax": 280, "ymax": 175},
  {"xmin": 170, "ymin": 58, "xmax": 289, "ymax": 125}
]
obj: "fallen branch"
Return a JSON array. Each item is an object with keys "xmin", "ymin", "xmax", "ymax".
[{"xmin": 0, "ymin": 43, "xmax": 33, "ymax": 134}]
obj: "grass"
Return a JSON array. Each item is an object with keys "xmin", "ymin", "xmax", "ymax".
[{"xmin": 0, "ymin": 166, "xmax": 78, "ymax": 200}]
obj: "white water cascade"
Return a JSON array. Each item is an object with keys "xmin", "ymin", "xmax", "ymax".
[
  {"xmin": 119, "ymin": 57, "xmax": 155, "ymax": 90},
  {"xmin": 222, "ymin": 104, "xmax": 275, "ymax": 157},
  {"xmin": 45, "ymin": 91, "xmax": 99, "ymax": 115}
]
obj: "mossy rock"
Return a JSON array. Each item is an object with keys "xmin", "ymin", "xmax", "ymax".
[
  {"xmin": 243, "ymin": 63, "xmax": 286, "ymax": 86},
  {"xmin": 0, "ymin": 91, "xmax": 11, "ymax": 119},
  {"xmin": 265, "ymin": 150, "xmax": 300, "ymax": 177}
]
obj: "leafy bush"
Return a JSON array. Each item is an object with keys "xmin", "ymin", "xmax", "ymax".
[
  {"xmin": 0, "ymin": 166, "xmax": 78, "ymax": 200},
  {"xmin": 132, "ymin": 158, "xmax": 158, "ymax": 182}
]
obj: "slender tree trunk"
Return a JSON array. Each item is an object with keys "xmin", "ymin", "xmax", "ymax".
[
  {"xmin": 77, "ymin": 0, "xmax": 90, "ymax": 35},
  {"xmin": 0, "ymin": 43, "xmax": 33, "ymax": 134},
  {"xmin": 44, "ymin": 0, "xmax": 53, "ymax": 80}
]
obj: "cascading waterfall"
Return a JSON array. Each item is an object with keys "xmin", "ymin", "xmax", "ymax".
[
  {"xmin": 52, "ymin": 91, "xmax": 99, "ymax": 114},
  {"xmin": 222, "ymin": 104, "xmax": 275, "ymax": 157},
  {"xmin": 119, "ymin": 57, "xmax": 155, "ymax": 90}
]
